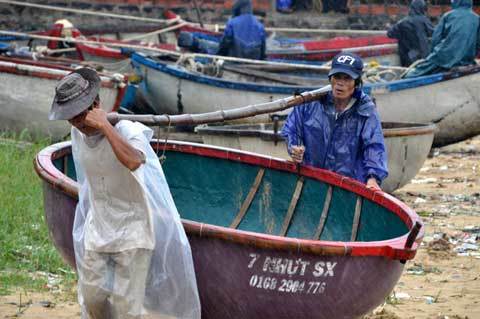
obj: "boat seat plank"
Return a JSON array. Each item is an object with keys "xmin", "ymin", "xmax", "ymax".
[
  {"xmin": 350, "ymin": 197, "xmax": 363, "ymax": 241},
  {"xmin": 313, "ymin": 185, "xmax": 332, "ymax": 240},
  {"xmin": 230, "ymin": 168, "xmax": 265, "ymax": 229},
  {"xmin": 279, "ymin": 176, "xmax": 304, "ymax": 237}
]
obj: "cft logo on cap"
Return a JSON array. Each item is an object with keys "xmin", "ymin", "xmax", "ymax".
[
  {"xmin": 336, "ymin": 55, "xmax": 356, "ymax": 65},
  {"xmin": 328, "ymin": 52, "xmax": 364, "ymax": 79}
]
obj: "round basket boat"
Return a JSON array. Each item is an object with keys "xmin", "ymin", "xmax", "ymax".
[{"xmin": 35, "ymin": 140, "xmax": 423, "ymax": 319}]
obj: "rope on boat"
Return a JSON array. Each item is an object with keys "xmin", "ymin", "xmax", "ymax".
[
  {"xmin": 399, "ymin": 58, "xmax": 425, "ymax": 78},
  {"xmin": 0, "ymin": 0, "xmax": 387, "ymax": 36},
  {"xmin": 0, "ymin": 0, "xmax": 176, "ymax": 24},
  {"xmin": 362, "ymin": 61, "xmax": 407, "ymax": 83},
  {"xmin": 106, "ymin": 85, "xmax": 332, "ymax": 126}
]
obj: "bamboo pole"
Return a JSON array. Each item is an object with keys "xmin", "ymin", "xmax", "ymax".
[
  {"xmin": 0, "ymin": 0, "xmax": 387, "ymax": 36},
  {"xmin": 106, "ymin": 85, "xmax": 332, "ymax": 126}
]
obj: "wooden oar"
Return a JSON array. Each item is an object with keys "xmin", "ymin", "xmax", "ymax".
[
  {"xmin": 192, "ymin": 0, "xmax": 205, "ymax": 28},
  {"xmin": 107, "ymin": 85, "xmax": 332, "ymax": 126}
]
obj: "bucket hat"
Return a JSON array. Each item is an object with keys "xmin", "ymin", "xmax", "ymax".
[
  {"xmin": 49, "ymin": 67, "xmax": 100, "ymax": 120},
  {"xmin": 328, "ymin": 52, "xmax": 364, "ymax": 79}
]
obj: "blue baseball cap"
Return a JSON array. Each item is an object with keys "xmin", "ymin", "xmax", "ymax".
[{"xmin": 328, "ymin": 53, "xmax": 364, "ymax": 79}]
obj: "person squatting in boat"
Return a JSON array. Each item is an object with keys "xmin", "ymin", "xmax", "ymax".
[
  {"xmin": 217, "ymin": 0, "xmax": 267, "ymax": 60},
  {"xmin": 282, "ymin": 52, "xmax": 388, "ymax": 191},
  {"xmin": 386, "ymin": 0, "xmax": 434, "ymax": 67},
  {"xmin": 404, "ymin": 0, "xmax": 480, "ymax": 78},
  {"xmin": 49, "ymin": 67, "xmax": 201, "ymax": 319}
]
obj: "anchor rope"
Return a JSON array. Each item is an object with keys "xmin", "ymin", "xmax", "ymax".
[{"xmin": 159, "ymin": 115, "xmax": 172, "ymax": 164}]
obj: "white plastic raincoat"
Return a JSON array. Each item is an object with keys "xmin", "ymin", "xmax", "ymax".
[{"xmin": 71, "ymin": 120, "xmax": 201, "ymax": 319}]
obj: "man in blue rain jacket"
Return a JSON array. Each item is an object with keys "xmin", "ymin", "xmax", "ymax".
[
  {"xmin": 282, "ymin": 53, "xmax": 388, "ymax": 191},
  {"xmin": 217, "ymin": 0, "xmax": 266, "ymax": 60},
  {"xmin": 404, "ymin": 0, "xmax": 480, "ymax": 77},
  {"xmin": 387, "ymin": 0, "xmax": 434, "ymax": 67}
]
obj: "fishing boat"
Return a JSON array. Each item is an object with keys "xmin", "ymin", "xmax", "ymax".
[
  {"xmin": 164, "ymin": 10, "xmax": 399, "ymax": 64},
  {"xmin": 72, "ymin": 9, "xmax": 399, "ymax": 68},
  {"xmin": 195, "ymin": 122, "xmax": 436, "ymax": 193},
  {"xmin": 131, "ymin": 53, "xmax": 480, "ymax": 147},
  {"xmin": 268, "ymin": 35, "xmax": 397, "ymax": 62},
  {"xmin": 73, "ymin": 29, "xmax": 399, "ymax": 70},
  {"xmin": 75, "ymin": 37, "xmax": 177, "ymax": 73},
  {"xmin": 0, "ymin": 57, "xmax": 126, "ymax": 140},
  {"xmin": 35, "ymin": 139, "xmax": 423, "ymax": 319}
]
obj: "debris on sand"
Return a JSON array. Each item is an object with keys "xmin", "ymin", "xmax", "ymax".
[
  {"xmin": 363, "ymin": 305, "xmax": 401, "ymax": 319},
  {"xmin": 406, "ymin": 262, "xmax": 441, "ymax": 275},
  {"xmin": 427, "ymin": 234, "xmax": 453, "ymax": 252}
]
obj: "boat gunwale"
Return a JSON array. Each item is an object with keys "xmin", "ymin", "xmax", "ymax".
[
  {"xmin": 35, "ymin": 140, "xmax": 423, "ymax": 261},
  {"xmin": 76, "ymin": 41, "xmax": 124, "ymax": 60},
  {"xmin": 0, "ymin": 58, "xmax": 127, "ymax": 90},
  {"xmin": 196, "ymin": 122, "xmax": 437, "ymax": 142},
  {"xmin": 132, "ymin": 52, "xmax": 480, "ymax": 95},
  {"xmin": 76, "ymin": 38, "xmax": 177, "ymax": 60}
]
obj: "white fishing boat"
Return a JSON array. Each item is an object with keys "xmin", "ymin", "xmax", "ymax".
[
  {"xmin": 0, "ymin": 58, "xmax": 126, "ymax": 140},
  {"xmin": 132, "ymin": 53, "xmax": 480, "ymax": 147},
  {"xmin": 195, "ymin": 122, "xmax": 436, "ymax": 193}
]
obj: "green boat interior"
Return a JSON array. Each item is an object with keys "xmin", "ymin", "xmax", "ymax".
[{"xmin": 54, "ymin": 148, "xmax": 408, "ymax": 242}]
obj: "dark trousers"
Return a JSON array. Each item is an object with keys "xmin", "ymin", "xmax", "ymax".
[
  {"xmin": 293, "ymin": 0, "xmax": 312, "ymax": 10},
  {"xmin": 322, "ymin": 0, "xmax": 349, "ymax": 13}
]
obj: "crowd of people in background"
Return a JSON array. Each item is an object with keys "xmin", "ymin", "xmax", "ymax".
[{"xmin": 271, "ymin": 0, "xmax": 480, "ymax": 76}]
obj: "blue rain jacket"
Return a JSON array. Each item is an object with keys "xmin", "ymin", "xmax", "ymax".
[
  {"xmin": 387, "ymin": 0, "xmax": 434, "ymax": 67},
  {"xmin": 281, "ymin": 90, "xmax": 388, "ymax": 184},
  {"xmin": 217, "ymin": 0, "xmax": 266, "ymax": 60},
  {"xmin": 428, "ymin": 0, "xmax": 479, "ymax": 68}
]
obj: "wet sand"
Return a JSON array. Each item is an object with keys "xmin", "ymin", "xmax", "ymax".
[{"xmin": 1, "ymin": 136, "xmax": 479, "ymax": 319}]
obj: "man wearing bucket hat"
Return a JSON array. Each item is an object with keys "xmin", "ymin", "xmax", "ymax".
[
  {"xmin": 49, "ymin": 68, "xmax": 201, "ymax": 318},
  {"xmin": 282, "ymin": 52, "xmax": 388, "ymax": 190}
]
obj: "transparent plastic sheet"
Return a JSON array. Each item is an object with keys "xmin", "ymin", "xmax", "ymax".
[{"xmin": 72, "ymin": 121, "xmax": 201, "ymax": 319}]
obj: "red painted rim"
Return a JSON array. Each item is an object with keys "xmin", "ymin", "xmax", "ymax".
[{"xmin": 35, "ymin": 140, "xmax": 423, "ymax": 261}]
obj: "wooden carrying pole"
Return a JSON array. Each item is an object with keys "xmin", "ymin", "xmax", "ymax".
[{"xmin": 107, "ymin": 85, "xmax": 332, "ymax": 126}]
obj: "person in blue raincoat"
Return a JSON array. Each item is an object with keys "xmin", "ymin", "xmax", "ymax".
[
  {"xmin": 387, "ymin": 0, "xmax": 434, "ymax": 67},
  {"xmin": 217, "ymin": 0, "xmax": 266, "ymax": 60},
  {"xmin": 404, "ymin": 0, "xmax": 480, "ymax": 78},
  {"xmin": 282, "ymin": 53, "xmax": 388, "ymax": 191}
]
